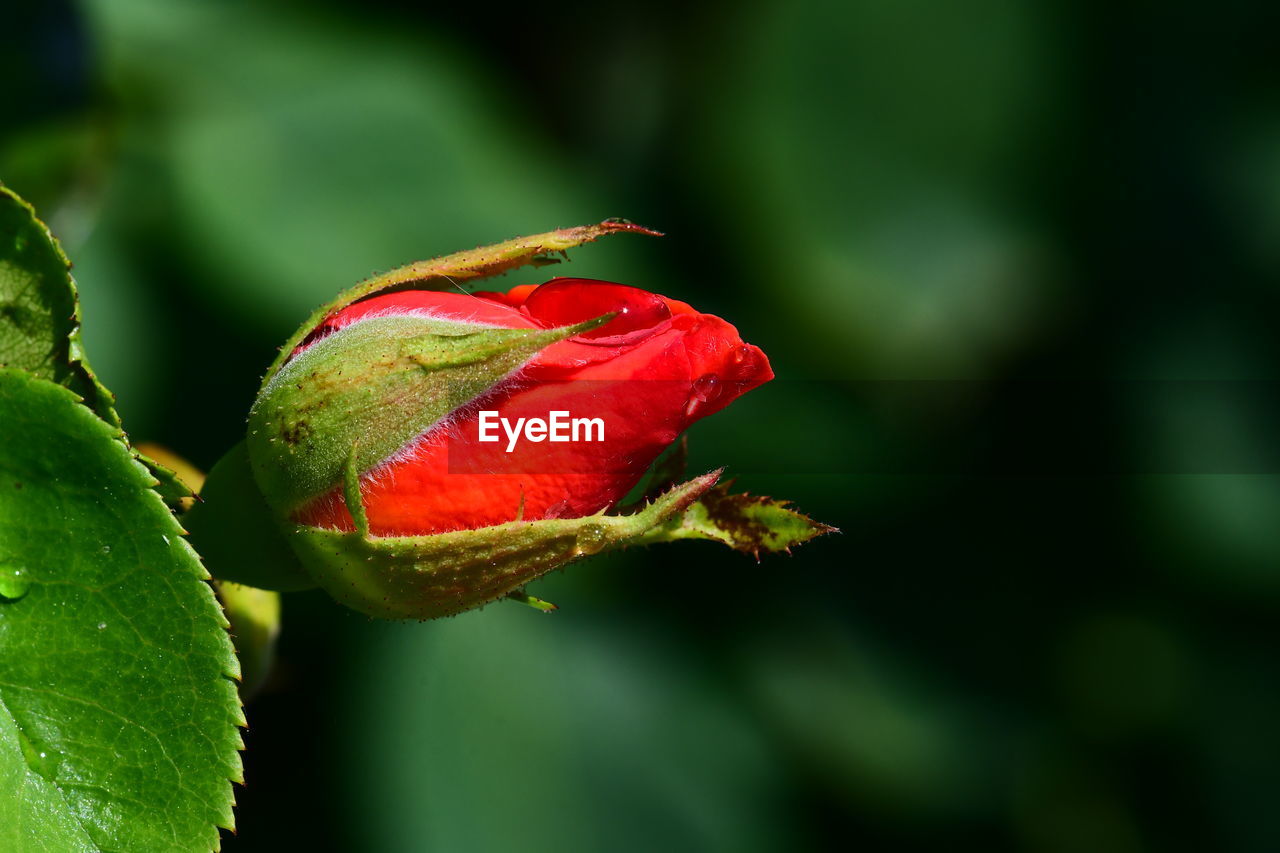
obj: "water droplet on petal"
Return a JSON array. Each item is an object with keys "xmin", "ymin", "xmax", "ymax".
[
  {"xmin": 692, "ymin": 373, "xmax": 722, "ymax": 402},
  {"xmin": 685, "ymin": 373, "xmax": 723, "ymax": 416}
]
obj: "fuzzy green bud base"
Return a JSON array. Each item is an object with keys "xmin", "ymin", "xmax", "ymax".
[{"xmin": 287, "ymin": 472, "xmax": 720, "ymax": 619}]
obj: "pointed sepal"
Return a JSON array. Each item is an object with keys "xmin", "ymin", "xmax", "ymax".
[
  {"xmin": 629, "ymin": 482, "xmax": 837, "ymax": 558},
  {"xmin": 264, "ymin": 219, "xmax": 661, "ymax": 384},
  {"xmin": 286, "ymin": 471, "xmax": 720, "ymax": 620}
]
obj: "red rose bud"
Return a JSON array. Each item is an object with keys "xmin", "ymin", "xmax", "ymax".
[
  {"xmin": 184, "ymin": 223, "xmax": 830, "ymax": 620},
  {"xmin": 241, "ymin": 276, "xmax": 772, "ymax": 618},
  {"xmin": 183, "ymin": 218, "xmax": 848, "ymax": 623},
  {"xmin": 281, "ymin": 278, "xmax": 772, "ymax": 536}
]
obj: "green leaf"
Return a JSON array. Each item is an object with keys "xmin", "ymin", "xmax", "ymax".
[
  {"xmin": 0, "ymin": 185, "xmax": 194, "ymax": 506},
  {"xmin": 0, "ymin": 185, "xmax": 117, "ymax": 427},
  {"xmin": 0, "ymin": 368, "xmax": 243, "ymax": 851},
  {"xmin": 631, "ymin": 483, "xmax": 837, "ymax": 557},
  {"xmin": 135, "ymin": 450, "xmax": 198, "ymax": 511}
]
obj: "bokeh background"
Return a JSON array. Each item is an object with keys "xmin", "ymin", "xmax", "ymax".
[{"xmin": 5, "ymin": 1, "xmax": 1280, "ymax": 850}]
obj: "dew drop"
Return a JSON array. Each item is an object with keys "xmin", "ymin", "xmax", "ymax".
[
  {"xmin": 0, "ymin": 566, "xmax": 30, "ymax": 603},
  {"xmin": 97, "ymin": 622, "xmax": 107, "ymax": 630},
  {"xmin": 575, "ymin": 524, "xmax": 608, "ymax": 552},
  {"xmin": 685, "ymin": 373, "xmax": 724, "ymax": 416},
  {"xmin": 16, "ymin": 728, "xmax": 62, "ymax": 782},
  {"xmin": 692, "ymin": 373, "xmax": 722, "ymax": 402},
  {"xmin": 100, "ymin": 545, "xmax": 111, "ymax": 554}
]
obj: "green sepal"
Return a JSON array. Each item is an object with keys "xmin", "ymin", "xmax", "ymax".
[
  {"xmin": 248, "ymin": 313, "xmax": 608, "ymax": 513},
  {"xmin": 286, "ymin": 471, "xmax": 721, "ymax": 620},
  {"xmin": 184, "ymin": 441, "xmax": 315, "ymax": 591},
  {"xmin": 263, "ymin": 219, "xmax": 661, "ymax": 385},
  {"xmin": 629, "ymin": 482, "xmax": 837, "ymax": 558}
]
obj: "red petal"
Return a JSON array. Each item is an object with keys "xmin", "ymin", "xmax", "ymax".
[{"xmin": 292, "ymin": 280, "xmax": 773, "ymax": 535}]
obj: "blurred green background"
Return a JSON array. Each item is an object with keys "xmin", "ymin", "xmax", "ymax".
[{"xmin": 5, "ymin": 0, "xmax": 1280, "ymax": 850}]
